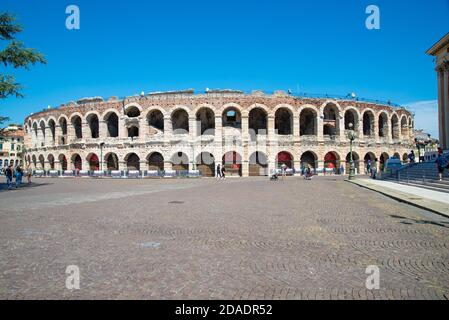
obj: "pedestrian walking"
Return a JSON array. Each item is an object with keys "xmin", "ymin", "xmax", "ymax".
[
  {"xmin": 216, "ymin": 164, "xmax": 222, "ymax": 179},
  {"xmin": 435, "ymin": 149, "xmax": 448, "ymax": 182},
  {"xmin": 5, "ymin": 165, "xmax": 13, "ymax": 190},
  {"xmin": 221, "ymin": 165, "xmax": 226, "ymax": 179},
  {"xmin": 408, "ymin": 150, "xmax": 416, "ymax": 164},
  {"xmin": 26, "ymin": 165, "xmax": 33, "ymax": 184},
  {"xmin": 15, "ymin": 166, "xmax": 23, "ymax": 188},
  {"xmin": 366, "ymin": 160, "xmax": 371, "ymax": 175}
]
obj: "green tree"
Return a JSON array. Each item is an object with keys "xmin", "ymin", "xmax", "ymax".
[{"xmin": 0, "ymin": 12, "xmax": 46, "ymax": 99}]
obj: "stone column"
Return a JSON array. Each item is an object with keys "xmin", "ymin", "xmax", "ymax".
[
  {"xmin": 214, "ymin": 116, "xmax": 223, "ymax": 144},
  {"xmin": 438, "ymin": 69, "xmax": 445, "ymax": 149},
  {"xmin": 99, "ymin": 120, "xmax": 107, "ymax": 140},
  {"xmin": 267, "ymin": 115, "xmax": 275, "ymax": 141},
  {"xmin": 119, "ymin": 117, "xmax": 127, "ymax": 139},
  {"xmin": 293, "ymin": 115, "xmax": 300, "ymax": 140},
  {"xmin": 317, "ymin": 114, "xmax": 324, "ymax": 142},
  {"xmin": 164, "ymin": 116, "xmax": 172, "ymax": 145},
  {"xmin": 55, "ymin": 125, "xmax": 62, "ymax": 146},
  {"xmin": 338, "ymin": 116, "xmax": 345, "ymax": 141},
  {"xmin": 81, "ymin": 121, "xmax": 89, "ymax": 140},
  {"xmin": 443, "ymin": 67, "xmax": 449, "ymax": 150}
]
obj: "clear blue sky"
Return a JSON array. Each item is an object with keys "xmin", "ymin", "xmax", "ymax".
[{"xmin": 1, "ymin": 0, "xmax": 448, "ymax": 137}]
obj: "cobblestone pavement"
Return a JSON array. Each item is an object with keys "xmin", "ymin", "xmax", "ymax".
[{"xmin": 0, "ymin": 176, "xmax": 448, "ymax": 300}]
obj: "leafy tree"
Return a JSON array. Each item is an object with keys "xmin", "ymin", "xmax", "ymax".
[{"xmin": 0, "ymin": 12, "xmax": 46, "ymax": 99}]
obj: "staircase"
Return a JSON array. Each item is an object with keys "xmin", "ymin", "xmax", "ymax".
[{"xmin": 383, "ymin": 161, "xmax": 449, "ymax": 194}]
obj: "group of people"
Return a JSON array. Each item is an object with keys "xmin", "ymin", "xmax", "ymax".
[
  {"xmin": 2, "ymin": 165, "xmax": 32, "ymax": 190},
  {"xmin": 436, "ymin": 148, "xmax": 449, "ymax": 182},
  {"xmin": 216, "ymin": 164, "xmax": 226, "ymax": 179}
]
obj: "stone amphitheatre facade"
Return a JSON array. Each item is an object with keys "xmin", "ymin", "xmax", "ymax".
[{"xmin": 23, "ymin": 90, "xmax": 415, "ymax": 177}]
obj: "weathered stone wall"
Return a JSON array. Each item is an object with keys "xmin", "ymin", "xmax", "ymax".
[{"xmin": 23, "ymin": 92, "xmax": 415, "ymax": 176}]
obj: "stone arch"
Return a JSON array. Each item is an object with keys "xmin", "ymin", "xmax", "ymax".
[
  {"xmin": 124, "ymin": 103, "xmax": 142, "ymax": 117},
  {"xmin": 58, "ymin": 154, "xmax": 68, "ymax": 171},
  {"xmin": 345, "ymin": 151, "xmax": 360, "ymax": 174},
  {"xmin": 323, "ymin": 103, "xmax": 340, "ymax": 136},
  {"xmin": 86, "ymin": 153, "xmax": 100, "ymax": 171},
  {"xmin": 196, "ymin": 152, "xmax": 215, "ymax": 177},
  {"xmin": 125, "ymin": 153, "xmax": 140, "ymax": 170},
  {"xmin": 103, "ymin": 111, "xmax": 119, "ymax": 138},
  {"xmin": 39, "ymin": 120, "xmax": 46, "ymax": 139},
  {"xmin": 38, "ymin": 154, "xmax": 45, "ymax": 169},
  {"xmin": 300, "ymin": 151, "xmax": 318, "ymax": 169},
  {"xmin": 402, "ymin": 153, "xmax": 409, "ymax": 163},
  {"xmin": 47, "ymin": 154, "xmax": 55, "ymax": 170},
  {"xmin": 86, "ymin": 113, "xmax": 99, "ymax": 139},
  {"xmin": 222, "ymin": 151, "xmax": 242, "ymax": 177},
  {"xmin": 222, "ymin": 106, "xmax": 242, "ymax": 129},
  {"xmin": 171, "ymin": 108, "xmax": 189, "ymax": 134},
  {"xmin": 249, "ymin": 151, "xmax": 268, "ymax": 176},
  {"xmin": 362, "ymin": 110, "xmax": 375, "ymax": 136},
  {"xmin": 147, "ymin": 152, "xmax": 164, "ymax": 171},
  {"xmin": 48, "ymin": 118, "xmax": 56, "ymax": 143},
  {"xmin": 378, "ymin": 112, "xmax": 389, "ymax": 137},
  {"xmin": 344, "ymin": 108, "xmax": 359, "ymax": 130},
  {"xmin": 249, "ymin": 107, "xmax": 268, "ymax": 136},
  {"xmin": 71, "ymin": 153, "xmax": 82, "ymax": 170},
  {"xmin": 71, "ymin": 114, "xmax": 83, "ymax": 139},
  {"xmin": 104, "ymin": 152, "xmax": 119, "ymax": 171},
  {"xmin": 379, "ymin": 152, "xmax": 390, "ymax": 171},
  {"xmin": 196, "ymin": 107, "xmax": 215, "ymax": 135},
  {"xmin": 32, "ymin": 155, "xmax": 37, "ymax": 168},
  {"xmin": 128, "ymin": 126, "xmax": 139, "ymax": 138},
  {"xmin": 276, "ymin": 151, "xmax": 294, "ymax": 169},
  {"xmin": 275, "ymin": 108, "xmax": 293, "ymax": 135},
  {"xmin": 58, "ymin": 116, "xmax": 68, "ymax": 136},
  {"xmin": 324, "ymin": 151, "xmax": 341, "ymax": 170},
  {"xmin": 400, "ymin": 115, "xmax": 409, "ymax": 138},
  {"xmin": 171, "ymin": 151, "xmax": 189, "ymax": 171},
  {"xmin": 391, "ymin": 114, "xmax": 400, "ymax": 140},
  {"xmin": 299, "ymin": 108, "xmax": 318, "ymax": 136},
  {"xmin": 147, "ymin": 109, "xmax": 164, "ymax": 134}
]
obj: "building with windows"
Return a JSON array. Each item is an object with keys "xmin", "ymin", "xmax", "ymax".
[
  {"xmin": 23, "ymin": 90, "xmax": 415, "ymax": 177},
  {"xmin": 427, "ymin": 32, "xmax": 449, "ymax": 150},
  {"xmin": 0, "ymin": 125, "xmax": 25, "ymax": 170}
]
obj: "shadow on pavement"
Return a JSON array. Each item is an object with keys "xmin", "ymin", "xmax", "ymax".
[
  {"xmin": 0, "ymin": 182, "xmax": 53, "ymax": 192},
  {"xmin": 389, "ymin": 214, "xmax": 449, "ymax": 229}
]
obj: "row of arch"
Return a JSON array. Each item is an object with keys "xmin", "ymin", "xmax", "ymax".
[
  {"xmin": 27, "ymin": 150, "xmax": 402, "ymax": 177},
  {"xmin": 26, "ymin": 102, "xmax": 414, "ymax": 144}
]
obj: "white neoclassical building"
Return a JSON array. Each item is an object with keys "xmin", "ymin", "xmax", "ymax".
[
  {"xmin": 427, "ymin": 32, "xmax": 449, "ymax": 151},
  {"xmin": 23, "ymin": 90, "xmax": 415, "ymax": 177}
]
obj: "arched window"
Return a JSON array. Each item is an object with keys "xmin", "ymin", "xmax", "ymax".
[
  {"xmin": 196, "ymin": 108, "xmax": 215, "ymax": 135},
  {"xmin": 128, "ymin": 126, "xmax": 139, "ymax": 138},
  {"xmin": 105, "ymin": 112, "xmax": 119, "ymax": 138},
  {"xmin": 275, "ymin": 108, "xmax": 293, "ymax": 135},
  {"xmin": 363, "ymin": 111, "xmax": 375, "ymax": 136},
  {"xmin": 300, "ymin": 109, "xmax": 317, "ymax": 136},
  {"xmin": 147, "ymin": 110, "xmax": 164, "ymax": 133},
  {"xmin": 87, "ymin": 114, "xmax": 99, "ymax": 139},
  {"xmin": 72, "ymin": 116, "xmax": 83, "ymax": 139},
  {"xmin": 125, "ymin": 106, "xmax": 140, "ymax": 118},
  {"xmin": 222, "ymin": 107, "xmax": 241, "ymax": 128}
]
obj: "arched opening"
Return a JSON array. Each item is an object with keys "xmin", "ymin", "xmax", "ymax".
[
  {"xmin": 249, "ymin": 108, "xmax": 267, "ymax": 136},
  {"xmin": 125, "ymin": 106, "xmax": 141, "ymax": 118},
  {"xmin": 344, "ymin": 109, "xmax": 358, "ymax": 130},
  {"xmin": 301, "ymin": 151, "xmax": 317, "ymax": 169},
  {"xmin": 59, "ymin": 154, "xmax": 68, "ymax": 171},
  {"xmin": 147, "ymin": 152, "xmax": 164, "ymax": 171},
  {"xmin": 38, "ymin": 155, "xmax": 45, "ymax": 169},
  {"xmin": 391, "ymin": 115, "xmax": 399, "ymax": 140},
  {"xmin": 196, "ymin": 108, "xmax": 215, "ymax": 135},
  {"xmin": 363, "ymin": 152, "xmax": 376, "ymax": 174},
  {"xmin": 363, "ymin": 111, "xmax": 375, "ymax": 137},
  {"xmin": 222, "ymin": 107, "xmax": 241, "ymax": 128},
  {"xmin": 32, "ymin": 155, "xmax": 37, "ymax": 168},
  {"xmin": 171, "ymin": 152, "xmax": 189, "ymax": 171},
  {"xmin": 275, "ymin": 108, "xmax": 293, "ymax": 135},
  {"xmin": 249, "ymin": 152, "xmax": 268, "ymax": 176},
  {"xmin": 72, "ymin": 154, "xmax": 82, "ymax": 170},
  {"xmin": 401, "ymin": 116, "xmax": 408, "ymax": 138},
  {"xmin": 72, "ymin": 116, "xmax": 83, "ymax": 139},
  {"xmin": 172, "ymin": 109, "xmax": 189, "ymax": 134},
  {"xmin": 105, "ymin": 153, "xmax": 119, "ymax": 171},
  {"xmin": 300, "ymin": 109, "xmax": 317, "ymax": 136},
  {"xmin": 393, "ymin": 152, "xmax": 401, "ymax": 159},
  {"xmin": 378, "ymin": 113, "xmax": 388, "ymax": 138},
  {"xmin": 47, "ymin": 154, "xmax": 55, "ymax": 170},
  {"xmin": 87, "ymin": 114, "xmax": 99, "ymax": 139},
  {"xmin": 87, "ymin": 153, "xmax": 99, "ymax": 171},
  {"xmin": 48, "ymin": 120, "xmax": 56, "ymax": 143},
  {"xmin": 128, "ymin": 126, "xmax": 139, "ymax": 138},
  {"xmin": 324, "ymin": 151, "xmax": 340, "ymax": 171},
  {"xmin": 323, "ymin": 103, "xmax": 339, "ymax": 137},
  {"xmin": 402, "ymin": 153, "xmax": 408, "ymax": 164},
  {"xmin": 147, "ymin": 110, "xmax": 164, "ymax": 134},
  {"xmin": 105, "ymin": 112, "xmax": 119, "ymax": 138},
  {"xmin": 276, "ymin": 151, "xmax": 293, "ymax": 169},
  {"xmin": 222, "ymin": 151, "xmax": 242, "ymax": 177},
  {"xmin": 125, "ymin": 153, "xmax": 140, "ymax": 171},
  {"xmin": 196, "ymin": 152, "xmax": 215, "ymax": 177},
  {"xmin": 379, "ymin": 152, "xmax": 389, "ymax": 171},
  {"xmin": 345, "ymin": 152, "xmax": 360, "ymax": 174},
  {"xmin": 33, "ymin": 123, "xmax": 38, "ymax": 139},
  {"xmin": 59, "ymin": 118, "xmax": 68, "ymax": 135},
  {"xmin": 40, "ymin": 121, "xmax": 46, "ymax": 140}
]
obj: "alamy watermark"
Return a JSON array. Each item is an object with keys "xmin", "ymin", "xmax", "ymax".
[
  {"xmin": 66, "ymin": 5, "xmax": 80, "ymax": 30},
  {"xmin": 66, "ymin": 265, "xmax": 80, "ymax": 290},
  {"xmin": 365, "ymin": 5, "xmax": 380, "ymax": 30}
]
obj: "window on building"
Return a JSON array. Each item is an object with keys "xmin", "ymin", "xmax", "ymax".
[{"xmin": 11, "ymin": 144, "xmax": 15, "ymax": 150}]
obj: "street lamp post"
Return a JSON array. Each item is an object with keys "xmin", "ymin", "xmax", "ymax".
[{"xmin": 347, "ymin": 123, "xmax": 356, "ymax": 180}]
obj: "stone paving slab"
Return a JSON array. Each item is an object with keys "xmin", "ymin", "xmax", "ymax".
[
  {"xmin": 348, "ymin": 178, "xmax": 449, "ymax": 218},
  {"xmin": 0, "ymin": 177, "xmax": 448, "ymax": 300}
]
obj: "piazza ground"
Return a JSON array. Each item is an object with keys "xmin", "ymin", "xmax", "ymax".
[{"xmin": 0, "ymin": 176, "xmax": 448, "ymax": 300}]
